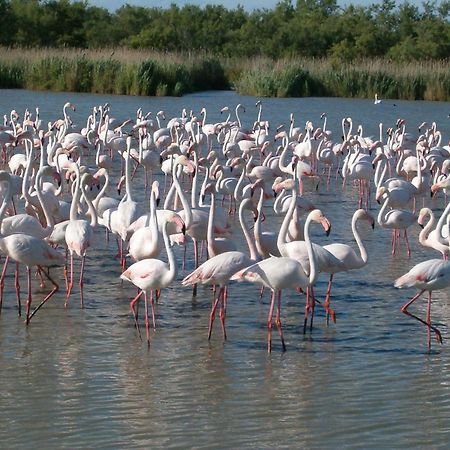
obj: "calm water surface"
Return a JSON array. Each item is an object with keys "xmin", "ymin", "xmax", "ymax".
[{"xmin": 0, "ymin": 90, "xmax": 450, "ymax": 449}]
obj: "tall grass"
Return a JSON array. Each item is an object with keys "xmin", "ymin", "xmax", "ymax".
[
  {"xmin": 0, "ymin": 48, "xmax": 228, "ymax": 96},
  {"xmin": 232, "ymin": 57, "xmax": 450, "ymax": 101},
  {"xmin": 0, "ymin": 48, "xmax": 448, "ymax": 100}
]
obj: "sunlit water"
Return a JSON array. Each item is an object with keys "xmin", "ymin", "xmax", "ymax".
[{"xmin": 0, "ymin": 89, "xmax": 450, "ymax": 448}]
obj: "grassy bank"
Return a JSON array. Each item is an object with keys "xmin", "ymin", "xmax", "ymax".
[
  {"xmin": 0, "ymin": 48, "xmax": 448, "ymax": 101},
  {"xmin": 0, "ymin": 48, "xmax": 228, "ymax": 96},
  {"xmin": 232, "ymin": 57, "xmax": 450, "ymax": 101}
]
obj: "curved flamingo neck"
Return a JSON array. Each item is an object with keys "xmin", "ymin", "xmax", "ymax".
[
  {"xmin": 419, "ymin": 209, "xmax": 434, "ymax": 246},
  {"xmin": 93, "ymin": 170, "xmax": 109, "ymax": 211},
  {"xmin": 254, "ymin": 188, "xmax": 265, "ymax": 257},
  {"xmin": 303, "ymin": 211, "xmax": 318, "ymax": 286},
  {"xmin": 434, "ymin": 201, "xmax": 450, "ymax": 244},
  {"xmin": 69, "ymin": 165, "xmax": 81, "ymax": 221},
  {"xmin": 34, "ymin": 169, "xmax": 55, "ymax": 235},
  {"xmin": 172, "ymin": 163, "xmax": 193, "ymax": 229},
  {"xmin": 162, "ymin": 217, "xmax": 177, "ymax": 284},
  {"xmin": 80, "ymin": 175, "xmax": 98, "ymax": 227},
  {"xmin": 377, "ymin": 195, "xmax": 389, "ymax": 227},
  {"xmin": 277, "ymin": 183, "xmax": 297, "ymax": 253},
  {"xmin": 207, "ymin": 190, "xmax": 216, "ymax": 256},
  {"xmin": 238, "ymin": 202, "xmax": 259, "ymax": 262},
  {"xmin": 352, "ymin": 213, "xmax": 368, "ymax": 265}
]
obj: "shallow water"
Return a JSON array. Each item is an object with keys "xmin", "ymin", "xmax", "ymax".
[{"xmin": 0, "ymin": 89, "xmax": 450, "ymax": 448}]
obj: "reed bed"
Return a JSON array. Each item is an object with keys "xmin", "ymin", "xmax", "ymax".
[
  {"xmin": 0, "ymin": 48, "xmax": 448, "ymax": 100},
  {"xmin": 0, "ymin": 48, "xmax": 228, "ymax": 96},
  {"xmin": 233, "ymin": 57, "xmax": 450, "ymax": 101}
]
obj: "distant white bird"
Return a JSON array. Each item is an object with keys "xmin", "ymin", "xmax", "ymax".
[{"xmin": 374, "ymin": 93, "xmax": 382, "ymax": 105}]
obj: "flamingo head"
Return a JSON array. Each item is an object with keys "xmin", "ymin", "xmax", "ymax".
[
  {"xmin": 310, "ymin": 209, "xmax": 332, "ymax": 236},
  {"xmin": 375, "ymin": 186, "xmax": 388, "ymax": 204},
  {"xmin": 176, "ymin": 155, "xmax": 195, "ymax": 175},
  {"xmin": 250, "ymin": 179, "xmax": 265, "ymax": 197},
  {"xmin": 166, "ymin": 213, "xmax": 185, "ymax": 235},
  {"xmin": 355, "ymin": 209, "xmax": 375, "ymax": 229},
  {"xmin": 430, "ymin": 184, "xmax": 441, "ymax": 197},
  {"xmin": 201, "ymin": 182, "xmax": 215, "ymax": 202},
  {"xmin": 273, "ymin": 178, "xmax": 295, "ymax": 194},
  {"xmin": 117, "ymin": 175, "xmax": 125, "ymax": 195},
  {"xmin": 151, "ymin": 180, "xmax": 160, "ymax": 207},
  {"xmin": 417, "ymin": 208, "xmax": 430, "ymax": 228}
]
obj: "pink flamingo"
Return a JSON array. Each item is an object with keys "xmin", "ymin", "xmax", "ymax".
[
  {"xmin": 0, "ymin": 171, "xmax": 64, "ymax": 324},
  {"xmin": 182, "ymin": 197, "xmax": 260, "ymax": 341},
  {"xmin": 395, "ymin": 259, "xmax": 450, "ymax": 349},
  {"xmin": 120, "ymin": 212, "xmax": 185, "ymax": 346},
  {"xmin": 65, "ymin": 165, "xmax": 97, "ymax": 307},
  {"xmin": 232, "ymin": 208, "xmax": 328, "ymax": 353},
  {"xmin": 322, "ymin": 209, "xmax": 375, "ymax": 323}
]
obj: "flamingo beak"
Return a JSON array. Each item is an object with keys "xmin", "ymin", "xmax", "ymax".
[
  {"xmin": 156, "ymin": 197, "xmax": 160, "ymax": 207},
  {"xmin": 320, "ymin": 217, "xmax": 332, "ymax": 236},
  {"xmin": 371, "ymin": 221, "xmax": 375, "ymax": 229}
]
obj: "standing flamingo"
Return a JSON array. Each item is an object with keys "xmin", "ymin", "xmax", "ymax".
[
  {"xmin": 395, "ymin": 259, "xmax": 450, "ymax": 349},
  {"xmin": 232, "ymin": 209, "xmax": 329, "ymax": 353},
  {"xmin": 65, "ymin": 165, "xmax": 97, "ymax": 307},
  {"xmin": 182, "ymin": 198, "xmax": 260, "ymax": 340},
  {"xmin": 322, "ymin": 209, "xmax": 375, "ymax": 323},
  {"xmin": 120, "ymin": 212, "xmax": 185, "ymax": 346},
  {"xmin": 0, "ymin": 171, "xmax": 64, "ymax": 324}
]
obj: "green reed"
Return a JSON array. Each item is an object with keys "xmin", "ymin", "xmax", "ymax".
[{"xmin": 0, "ymin": 48, "xmax": 447, "ymax": 100}]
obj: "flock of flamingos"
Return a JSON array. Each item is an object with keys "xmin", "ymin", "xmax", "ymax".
[{"xmin": 0, "ymin": 101, "xmax": 449, "ymax": 352}]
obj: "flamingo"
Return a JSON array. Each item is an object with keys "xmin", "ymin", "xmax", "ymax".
[
  {"xmin": 377, "ymin": 187, "xmax": 417, "ymax": 257},
  {"xmin": 322, "ymin": 209, "xmax": 375, "ymax": 323},
  {"xmin": 0, "ymin": 171, "xmax": 64, "ymax": 324},
  {"xmin": 276, "ymin": 177, "xmax": 339, "ymax": 329},
  {"xmin": 120, "ymin": 211, "xmax": 185, "ymax": 346},
  {"xmin": 128, "ymin": 181, "xmax": 162, "ymax": 262},
  {"xmin": 65, "ymin": 165, "xmax": 97, "ymax": 307},
  {"xmin": 231, "ymin": 208, "xmax": 329, "ymax": 353},
  {"xmin": 182, "ymin": 198, "xmax": 260, "ymax": 341},
  {"xmin": 395, "ymin": 259, "xmax": 450, "ymax": 349},
  {"xmin": 417, "ymin": 208, "xmax": 450, "ymax": 259}
]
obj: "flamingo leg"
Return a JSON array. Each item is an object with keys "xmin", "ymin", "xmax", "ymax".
[
  {"xmin": 150, "ymin": 290, "xmax": 156, "ymax": 331},
  {"xmin": 192, "ymin": 239, "xmax": 199, "ymax": 296},
  {"xmin": 208, "ymin": 287, "xmax": 222, "ymax": 340},
  {"xmin": 309, "ymin": 285, "xmax": 316, "ymax": 331},
  {"xmin": 28, "ymin": 266, "xmax": 60, "ymax": 322},
  {"xmin": 25, "ymin": 266, "xmax": 32, "ymax": 325},
  {"xmin": 129, "ymin": 290, "xmax": 143, "ymax": 340},
  {"xmin": 427, "ymin": 291, "xmax": 432, "ymax": 349},
  {"xmin": 303, "ymin": 286, "xmax": 311, "ymax": 334},
  {"xmin": 275, "ymin": 290, "xmax": 286, "ymax": 352},
  {"xmin": 79, "ymin": 254, "xmax": 86, "ymax": 308},
  {"xmin": 36, "ymin": 267, "xmax": 45, "ymax": 288},
  {"xmin": 64, "ymin": 247, "xmax": 69, "ymax": 291},
  {"xmin": 391, "ymin": 230, "xmax": 396, "ymax": 256},
  {"xmin": 259, "ymin": 285, "xmax": 265, "ymax": 302},
  {"xmin": 324, "ymin": 274, "xmax": 336, "ymax": 325},
  {"xmin": 219, "ymin": 287, "xmax": 227, "ymax": 340},
  {"xmin": 14, "ymin": 262, "xmax": 21, "ymax": 315},
  {"xmin": 401, "ymin": 289, "xmax": 442, "ymax": 345},
  {"xmin": 0, "ymin": 255, "xmax": 10, "ymax": 314},
  {"xmin": 65, "ymin": 252, "xmax": 74, "ymax": 307},
  {"xmin": 144, "ymin": 291, "xmax": 150, "ymax": 347},
  {"xmin": 267, "ymin": 289, "xmax": 276, "ymax": 353},
  {"xmin": 404, "ymin": 230, "xmax": 411, "ymax": 258}
]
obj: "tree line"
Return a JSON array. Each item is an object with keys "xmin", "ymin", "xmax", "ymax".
[{"xmin": 0, "ymin": 0, "xmax": 448, "ymax": 62}]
